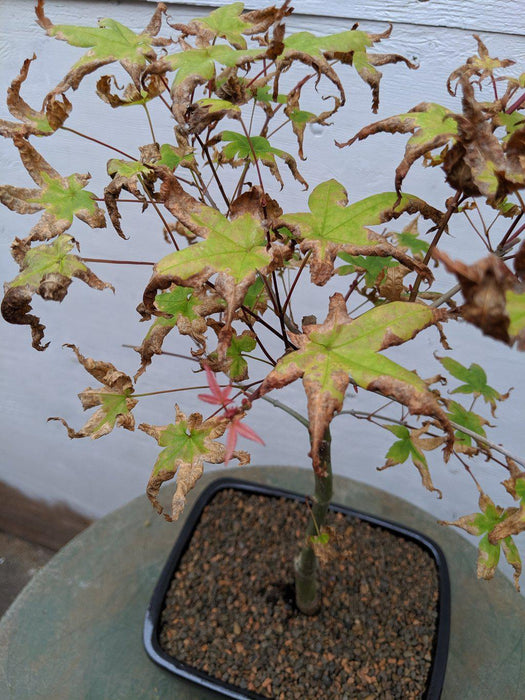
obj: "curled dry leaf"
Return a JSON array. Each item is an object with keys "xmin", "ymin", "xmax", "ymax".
[
  {"xmin": 49, "ymin": 344, "xmax": 137, "ymax": 438},
  {"xmin": 337, "ymin": 102, "xmax": 458, "ymax": 193},
  {"xmin": 256, "ymin": 293, "xmax": 453, "ymax": 474},
  {"xmin": 0, "ymin": 55, "xmax": 71, "ymax": 138},
  {"xmin": 139, "ymin": 405, "xmax": 249, "ymax": 522},
  {"xmin": 134, "ymin": 285, "xmax": 224, "ymax": 380},
  {"xmin": 434, "ymin": 250, "xmax": 516, "ymax": 344},
  {"xmin": 2, "ymin": 235, "xmax": 113, "ymax": 350},
  {"xmin": 1, "ymin": 137, "xmax": 105, "ymax": 243}
]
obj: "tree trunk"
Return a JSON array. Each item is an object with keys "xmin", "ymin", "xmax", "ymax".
[{"xmin": 294, "ymin": 427, "xmax": 333, "ymax": 615}]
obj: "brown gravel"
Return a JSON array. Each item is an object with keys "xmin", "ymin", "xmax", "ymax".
[{"xmin": 159, "ymin": 489, "xmax": 440, "ymax": 699}]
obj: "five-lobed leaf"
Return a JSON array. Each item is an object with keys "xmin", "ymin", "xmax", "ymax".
[
  {"xmin": 283, "ymin": 179, "xmax": 440, "ymax": 285},
  {"xmin": 139, "ymin": 406, "xmax": 249, "ymax": 521},
  {"xmin": 258, "ymin": 293, "xmax": 453, "ymax": 474},
  {"xmin": 438, "ymin": 355, "xmax": 506, "ymax": 414}
]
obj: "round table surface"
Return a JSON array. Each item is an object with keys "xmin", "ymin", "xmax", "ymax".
[{"xmin": 1, "ymin": 466, "xmax": 524, "ymax": 699}]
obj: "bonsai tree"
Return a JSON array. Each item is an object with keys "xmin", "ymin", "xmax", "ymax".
[{"xmin": 2, "ymin": 0, "xmax": 525, "ymax": 615}]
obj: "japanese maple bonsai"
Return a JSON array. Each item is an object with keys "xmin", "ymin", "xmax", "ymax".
[{"xmin": 1, "ymin": 0, "xmax": 525, "ymax": 622}]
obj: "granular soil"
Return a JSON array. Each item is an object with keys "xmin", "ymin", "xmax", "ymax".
[{"xmin": 159, "ymin": 489, "xmax": 439, "ymax": 699}]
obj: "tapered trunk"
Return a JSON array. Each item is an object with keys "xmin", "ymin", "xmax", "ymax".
[{"xmin": 294, "ymin": 428, "xmax": 333, "ymax": 615}]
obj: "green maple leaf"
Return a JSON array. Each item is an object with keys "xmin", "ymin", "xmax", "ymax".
[
  {"xmin": 7, "ymin": 235, "xmax": 107, "ymax": 292},
  {"xmin": 49, "ymin": 344, "xmax": 137, "ymax": 439},
  {"xmin": 135, "ymin": 286, "xmax": 224, "ymax": 380},
  {"xmin": 2, "ymin": 235, "xmax": 112, "ymax": 350},
  {"xmin": 220, "ymin": 130, "xmax": 307, "ymax": 188},
  {"xmin": 31, "ymin": 173, "xmax": 98, "ymax": 222},
  {"xmin": 139, "ymin": 406, "xmax": 249, "ymax": 521},
  {"xmin": 284, "ymin": 30, "xmax": 372, "ymax": 57},
  {"xmin": 339, "ymin": 103, "xmax": 458, "ymax": 191},
  {"xmin": 446, "ymin": 400, "xmax": 486, "ymax": 447},
  {"xmin": 165, "ymin": 45, "xmax": 261, "ymax": 85},
  {"xmin": 337, "ymin": 253, "xmax": 398, "ymax": 285},
  {"xmin": 259, "ymin": 293, "xmax": 452, "ymax": 474},
  {"xmin": 41, "ymin": 17, "xmax": 154, "ymax": 68},
  {"xmin": 438, "ymin": 356, "xmax": 505, "ymax": 413},
  {"xmin": 283, "ymin": 179, "xmax": 441, "ymax": 285},
  {"xmin": 107, "ymin": 159, "xmax": 152, "ymax": 178},
  {"xmin": 157, "ymin": 144, "xmax": 194, "ymax": 171},
  {"xmin": 442, "ymin": 491, "xmax": 522, "ymax": 589},
  {"xmin": 192, "ymin": 3, "xmax": 251, "ymax": 49},
  {"xmin": 226, "ymin": 330, "xmax": 257, "ymax": 381},
  {"xmin": 381, "ymin": 424, "xmax": 443, "ymax": 495},
  {"xmin": 155, "ymin": 209, "xmax": 271, "ymax": 285},
  {"xmin": 0, "ymin": 138, "xmax": 105, "ymax": 242},
  {"xmin": 36, "ymin": 0, "xmax": 166, "ymax": 91}
]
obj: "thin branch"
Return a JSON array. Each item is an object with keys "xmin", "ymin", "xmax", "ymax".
[
  {"xmin": 260, "ymin": 394, "xmax": 309, "ymax": 428},
  {"xmin": 60, "ymin": 126, "xmax": 136, "ymax": 160},
  {"xmin": 82, "ymin": 257, "xmax": 155, "ymax": 265},
  {"xmin": 282, "ymin": 250, "xmax": 311, "ymax": 315},
  {"xmin": 195, "ymin": 133, "xmax": 230, "ymax": 209},
  {"xmin": 409, "ymin": 191, "xmax": 462, "ymax": 302}
]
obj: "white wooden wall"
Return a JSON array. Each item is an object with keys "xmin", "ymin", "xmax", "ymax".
[{"xmin": 1, "ymin": 1, "xmax": 524, "ymax": 578}]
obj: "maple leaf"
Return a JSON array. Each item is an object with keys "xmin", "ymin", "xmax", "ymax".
[
  {"xmin": 282, "ymin": 179, "xmax": 441, "ymax": 285},
  {"xmin": 96, "ymin": 73, "xmax": 166, "ymax": 108},
  {"xmin": 197, "ymin": 364, "xmax": 264, "ymax": 462},
  {"xmin": 1, "ymin": 235, "xmax": 113, "ymax": 350},
  {"xmin": 277, "ymin": 27, "xmax": 416, "ymax": 113},
  {"xmin": 139, "ymin": 405, "xmax": 249, "ymax": 522},
  {"xmin": 394, "ymin": 218, "xmax": 430, "ymax": 257},
  {"xmin": 257, "ymin": 293, "xmax": 453, "ymax": 474},
  {"xmin": 0, "ymin": 55, "xmax": 71, "ymax": 138},
  {"xmin": 219, "ymin": 131, "xmax": 307, "ymax": 189},
  {"xmin": 441, "ymin": 489, "xmax": 522, "ymax": 590},
  {"xmin": 447, "ymin": 35, "xmax": 515, "ymax": 94},
  {"xmin": 134, "ymin": 285, "xmax": 224, "ymax": 380},
  {"xmin": 49, "ymin": 345, "xmax": 137, "ymax": 439},
  {"xmin": 143, "ymin": 171, "xmax": 280, "ymax": 361},
  {"xmin": 35, "ymin": 0, "xmax": 169, "ymax": 93},
  {"xmin": 337, "ymin": 102, "xmax": 458, "ymax": 192},
  {"xmin": 446, "ymin": 400, "xmax": 488, "ymax": 453},
  {"xmin": 379, "ymin": 424, "xmax": 444, "ymax": 496},
  {"xmin": 0, "ymin": 137, "xmax": 106, "ymax": 244},
  {"xmin": 434, "ymin": 250, "xmax": 516, "ymax": 344},
  {"xmin": 103, "ymin": 158, "xmax": 152, "ymax": 239},
  {"xmin": 437, "ymin": 355, "xmax": 509, "ymax": 416}
]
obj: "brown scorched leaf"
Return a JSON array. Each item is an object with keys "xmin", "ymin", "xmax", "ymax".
[
  {"xmin": 49, "ymin": 344, "xmax": 137, "ymax": 438},
  {"xmin": 0, "ymin": 55, "xmax": 71, "ymax": 138},
  {"xmin": 0, "ymin": 137, "xmax": 105, "ymax": 243},
  {"xmin": 2, "ymin": 235, "xmax": 113, "ymax": 350},
  {"xmin": 434, "ymin": 251, "xmax": 516, "ymax": 344},
  {"xmin": 256, "ymin": 293, "xmax": 453, "ymax": 474},
  {"xmin": 337, "ymin": 103, "xmax": 458, "ymax": 193},
  {"xmin": 139, "ymin": 405, "xmax": 249, "ymax": 521},
  {"xmin": 134, "ymin": 284, "xmax": 224, "ymax": 380}
]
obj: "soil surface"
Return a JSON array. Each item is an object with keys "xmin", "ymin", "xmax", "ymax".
[{"xmin": 160, "ymin": 489, "xmax": 439, "ymax": 699}]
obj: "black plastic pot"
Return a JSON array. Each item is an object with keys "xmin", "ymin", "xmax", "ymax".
[{"xmin": 144, "ymin": 477, "xmax": 450, "ymax": 699}]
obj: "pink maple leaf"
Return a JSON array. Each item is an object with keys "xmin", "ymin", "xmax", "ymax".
[
  {"xmin": 197, "ymin": 364, "xmax": 233, "ymax": 408},
  {"xmin": 197, "ymin": 365, "xmax": 264, "ymax": 465},
  {"xmin": 224, "ymin": 414, "xmax": 265, "ymax": 465}
]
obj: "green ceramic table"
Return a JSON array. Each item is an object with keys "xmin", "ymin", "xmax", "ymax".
[{"xmin": 1, "ymin": 466, "xmax": 524, "ymax": 699}]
